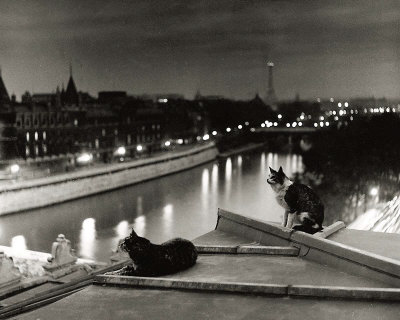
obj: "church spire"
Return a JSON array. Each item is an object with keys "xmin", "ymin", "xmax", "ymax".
[{"xmin": 65, "ymin": 63, "xmax": 79, "ymax": 105}]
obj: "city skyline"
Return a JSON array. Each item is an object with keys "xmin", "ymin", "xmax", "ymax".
[{"xmin": 1, "ymin": 1, "xmax": 399, "ymax": 100}]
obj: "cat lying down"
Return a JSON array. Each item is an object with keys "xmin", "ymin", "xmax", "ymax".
[{"xmin": 107, "ymin": 229, "xmax": 198, "ymax": 277}]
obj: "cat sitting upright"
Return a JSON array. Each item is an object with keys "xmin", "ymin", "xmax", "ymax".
[
  {"xmin": 267, "ymin": 166, "xmax": 324, "ymax": 234},
  {"xmin": 108, "ymin": 229, "xmax": 198, "ymax": 277}
]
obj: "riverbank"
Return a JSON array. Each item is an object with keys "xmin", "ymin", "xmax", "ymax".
[
  {"xmin": 0, "ymin": 140, "xmax": 268, "ymax": 216},
  {"xmin": 0, "ymin": 142, "xmax": 218, "ymax": 216}
]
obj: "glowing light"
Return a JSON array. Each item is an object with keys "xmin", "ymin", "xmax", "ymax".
[
  {"xmin": 338, "ymin": 102, "xmax": 342, "ymax": 108},
  {"xmin": 277, "ymin": 114, "xmax": 282, "ymax": 119},
  {"xmin": 245, "ymin": 122, "xmax": 249, "ymax": 126},
  {"xmin": 350, "ymin": 116, "xmax": 353, "ymax": 121},
  {"xmin": 163, "ymin": 203, "xmax": 174, "ymax": 218},
  {"xmin": 300, "ymin": 115, "xmax": 305, "ymax": 120},
  {"xmin": 116, "ymin": 146, "xmax": 126, "ymax": 156},
  {"xmin": 334, "ymin": 116, "xmax": 339, "ymax": 121},
  {"xmin": 80, "ymin": 218, "xmax": 96, "ymax": 259},
  {"xmin": 320, "ymin": 122, "xmax": 324, "ymax": 127},
  {"xmin": 225, "ymin": 158, "xmax": 232, "ymax": 182},
  {"xmin": 77, "ymin": 153, "xmax": 93, "ymax": 164},
  {"xmin": 314, "ymin": 123, "xmax": 318, "ymax": 127},
  {"xmin": 333, "ymin": 111, "xmax": 336, "ymax": 115},
  {"xmin": 158, "ymin": 98, "xmax": 168, "ymax": 103},
  {"xmin": 201, "ymin": 168, "xmax": 209, "ymax": 195},
  {"xmin": 286, "ymin": 123, "xmax": 290, "ymax": 127},
  {"xmin": 115, "ymin": 220, "xmax": 130, "ymax": 238},
  {"xmin": 177, "ymin": 139, "xmax": 183, "ymax": 144},
  {"xmin": 325, "ymin": 121, "xmax": 330, "ymax": 126},
  {"xmin": 10, "ymin": 164, "xmax": 20, "ymax": 174},
  {"xmin": 212, "ymin": 131, "xmax": 217, "ymax": 136},
  {"xmin": 226, "ymin": 127, "xmax": 231, "ymax": 132},
  {"xmin": 344, "ymin": 102, "xmax": 349, "ymax": 107},
  {"xmin": 238, "ymin": 125, "xmax": 242, "ymax": 129},
  {"xmin": 250, "ymin": 128, "xmax": 255, "ymax": 132},
  {"xmin": 203, "ymin": 134, "xmax": 209, "ymax": 141},
  {"xmin": 330, "ymin": 98, "xmax": 334, "ymax": 102},
  {"xmin": 136, "ymin": 145, "xmax": 143, "ymax": 151},
  {"xmin": 386, "ymin": 107, "xmax": 390, "ymax": 113},
  {"xmin": 274, "ymin": 122, "xmax": 278, "ymax": 126},
  {"xmin": 370, "ymin": 187, "xmax": 378, "ymax": 196},
  {"xmin": 11, "ymin": 235, "xmax": 27, "ymax": 252},
  {"xmin": 320, "ymin": 116, "xmax": 324, "ymax": 120},
  {"xmin": 298, "ymin": 122, "xmax": 303, "ymax": 126},
  {"xmin": 292, "ymin": 122, "xmax": 297, "ymax": 127},
  {"xmin": 164, "ymin": 141, "xmax": 171, "ymax": 147},
  {"xmin": 261, "ymin": 123, "xmax": 265, "ymax": 128},
  {"xmin": 26, "ymin": 132, "xmax": 29, "ymax": 141}
]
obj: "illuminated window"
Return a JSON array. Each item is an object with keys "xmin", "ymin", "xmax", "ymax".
[
  {"xmin": 102, "ymin": 129, "xmax": 106, "ymax": 137},
  {"xmin": 43, "ymin": 131, "xmax": 46, "ymax": 140},
  {"xmin": 95, "ymin": 139, "xmax": 99, "ymax": 149},
  {"xmin": 35, "ymin": 145, "xmax": 39, "ymax": 155},
  {"xmin": 43, "ymin": 144, "xmax": 47, "ymax": 154},
  {"xmin": 114, "ymin": 129, "xmax": 118, "ymax": 135},
  {"xmin": 74, "ymin": 119, "xmax": 78, "ymax": 126},
  {"xmin": 25, "ymin": 146, "xmax": 30, "ymax": 156},
  {"xmin": 34, "ymin": 131, "xmax": 38, "ymax": 141},
  {"xmin": 26, "ymin": 132, "xmax": 30, "ymax": 141}
]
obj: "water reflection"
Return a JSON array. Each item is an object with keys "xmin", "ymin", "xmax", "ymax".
[
  {"xmin": 79, "ymin": 218, "xmax": 96, "ymax": 259},
  {"xmin": 11, "ymin": 235, "xmax": 27, "ymax": 253},
  {"xmin": 225, "ymin": 157, "xmax": 232, "ymax": 182},
  {"xmin": 134, "ymin": 215, "xmax": 146, "ymax": 237},
  {"xmin": 115, "ymin": 220, "xmax": 130, "ymax": 238},
  {"xmin": 1, "ymin": 150, "xmax": 309, "ymax": 261},
  {"xmin": 211, "ymin": 164, "xmax": 218, "ymax": 194},
  {"xmin": 201, "ymin": 168, "xmax": 209, "ymax": 195}
]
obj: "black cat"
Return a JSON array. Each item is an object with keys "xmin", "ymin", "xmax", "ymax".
[
  {"xmin": 108, "ymin": 229, "xmax": 198, "ymax": 277},
  {"xmin": 267, "ymin": 166, "xmax": 324, "ymax": 234}
]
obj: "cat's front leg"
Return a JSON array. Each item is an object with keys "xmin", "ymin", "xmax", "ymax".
[
  {"xmin": 282, "ymin": 211, "xmax": 289, "ymax": 227},
  {"xmin": 286, "ymin": 212, "xmax": 296, "ymax": 228}
]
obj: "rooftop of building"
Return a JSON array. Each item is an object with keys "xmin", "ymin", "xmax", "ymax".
[{"xmin": 3, "ymin": 209, "xmax": 400, "ymax": 319}]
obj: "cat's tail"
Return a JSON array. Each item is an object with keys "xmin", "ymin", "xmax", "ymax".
[
  {"xmin": 293, "ymin": 224, "xmax": 322, "ymax": 234},
  {"xmin": 295, "ymin": 214, "xmax": 323, "ymax": 234}
]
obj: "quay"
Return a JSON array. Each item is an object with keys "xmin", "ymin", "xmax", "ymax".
[{"xmin": 2, "ymin": 209, "xmax": 400, "ymax": 319}]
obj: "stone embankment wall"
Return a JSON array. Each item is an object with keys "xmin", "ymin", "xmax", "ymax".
[{"xmin": 0, "ymin": 143, "xmax": 218, "ymax": 216}]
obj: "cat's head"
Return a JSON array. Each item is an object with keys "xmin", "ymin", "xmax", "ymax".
[
  {"xmin": 267, "ymin": 166, "xmax": 287, "ymax": 186},
  {"xmin": 119, "ymin": 229, "xmax": 151, "ymax": 256}
]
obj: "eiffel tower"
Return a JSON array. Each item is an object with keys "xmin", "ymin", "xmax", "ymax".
[{"xmin": 265, "ymin": 61, "xmax": 277, "ymax": 110}]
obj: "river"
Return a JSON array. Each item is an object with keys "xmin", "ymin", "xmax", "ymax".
[{"xmin": 0, "ymin": 150, "xmax": 306, "ymax": 262}]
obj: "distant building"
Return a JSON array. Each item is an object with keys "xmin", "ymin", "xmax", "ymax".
[
  {"xmin": 264, "ymin": 61, "xmax": 278, "ymax": 111},
  {"xmin": 0, "ymin": 70, "xmax": 208, "ymax": 162}
]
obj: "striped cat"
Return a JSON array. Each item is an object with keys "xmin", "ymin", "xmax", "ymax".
[
  {"xmin": 109, "ymin": 229, "xmax": 198, "ymax": 276},
  {"xmin": 267, "ymin": 166, "xmax": 324, "ymax": 234}
]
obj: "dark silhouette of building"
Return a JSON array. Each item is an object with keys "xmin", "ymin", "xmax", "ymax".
[
  {"xmin": 0, "ymin": 69, "xmax": 10, "ymax": 105},
  {"xmin": 64, "ymin": 66, "xmax": 79, "ymax": 105}
]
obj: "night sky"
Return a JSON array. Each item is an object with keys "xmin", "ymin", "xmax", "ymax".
[{"xmin": 1, "ymin": 0, "xmax": 399, "ymax": 100}]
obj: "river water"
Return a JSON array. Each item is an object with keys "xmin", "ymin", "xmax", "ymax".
[{"xmin": 0, "ymin": 151, "xmax": 305, "ymax": 262}]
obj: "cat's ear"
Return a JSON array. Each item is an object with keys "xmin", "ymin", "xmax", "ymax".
[
  {"xmin": 278, "ymin": 166, "xmax": 284, "ymax": 174},
  {"xmin": 130, "ymin": 229, "xmax": 138, "ymax": 237},
  {"xmin": 269, "ymin": 167, "xmax": 276, "ymax": 173}
]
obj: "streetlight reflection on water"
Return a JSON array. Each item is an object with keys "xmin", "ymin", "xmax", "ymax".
[
  {"xmin": 79, "ymin": 218, "xmax": 96, "ymax": 259},
  {"xmin": 11, "ymin": 235, "xmax": 27, "ymax": 253}
]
